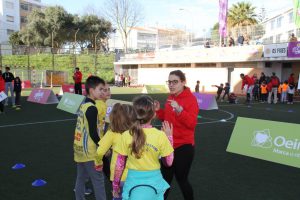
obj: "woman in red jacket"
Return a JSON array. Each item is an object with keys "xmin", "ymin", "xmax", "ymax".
[
  {"xmin": 155, "ymin": 70, "xmax": 198, "ymax": 200},
  {"xmin": 0, "ymin": 70, "xmax": 5, "ymax": 113}
]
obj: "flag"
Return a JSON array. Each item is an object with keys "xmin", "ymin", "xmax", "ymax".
[
  {"xmin": 294, "ymin": 0, "xmax": 300, "ymax": 27},
  {"xmin": 219, "ymin": 0, "xmax": 228, "ymax": 37}
]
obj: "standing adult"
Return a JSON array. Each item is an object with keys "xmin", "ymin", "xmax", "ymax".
[
  {"xmin": 289, "ymin": 33, "xmax": 298, "ymax": 42},
  {"xmin": 268, "ymin": 72, "xmax": 280, "ymax": 104},
  {"xmin": 288, "ymin": 73, "xmax": 295, "ymax": 85},
  {"xmin": 155, "ymin": 70, "xmax": 199, "ymax": 200},
  {"xmin": 2, "ymin": 67, "xmax": 15, "ymax": 106},
  {"xmin": 195, "ymin": 80, "xmax": 200, "ymax": 93},
  {"xmin": 240, "ymin": 73, "xmax": 254, "ymax": 103},
  {"xmin": 73, "ymin": 67, "xmax": 82, "ymax": 95}
]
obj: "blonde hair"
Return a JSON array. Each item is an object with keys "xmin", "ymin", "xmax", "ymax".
[{"xmin": 109, "ymin": 103, "xmax": 135, "ymax": 133}]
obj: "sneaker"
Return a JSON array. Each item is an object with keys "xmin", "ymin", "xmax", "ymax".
[
  {"xmin": 16, "ymin": 107, "xmax": 21, "ymax": 110},
  {"xmin": 12, "ymin": 105, "xmax": 16, "ymax": 108},
  {"xmin": 73, "ymin": 188, "xmax": 93, "ymax": 195}
]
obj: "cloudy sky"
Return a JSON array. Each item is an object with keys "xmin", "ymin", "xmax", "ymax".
[{"xmin": 42, "ymin": 0, "xmax": 293, "ymax": 36}]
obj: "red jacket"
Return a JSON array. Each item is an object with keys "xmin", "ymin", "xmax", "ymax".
[
  {"xmin": 0, "ymin": 77, "xmax": 4, "ymax": 92},
  {"xmin": 241, "ymin": 75, "xmax": 254, "ymax": 89},
  {"xmin": 73, "ymin": 71, "xmax": 82, "ymax": 84},
  {"xmin": 156, "ymin": 87, "xmax": 199, "ymax": 149}
]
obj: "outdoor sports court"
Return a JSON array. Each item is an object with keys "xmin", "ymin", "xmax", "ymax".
[{"xmin": 1, "ymin": 94, "xmax": 300, "ymax": 200}]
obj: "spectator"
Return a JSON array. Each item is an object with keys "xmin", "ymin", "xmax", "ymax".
[
  {"xmin": 212, "ymin": 83, "xmax": 224, "ymax": 101},
  {"xmin": 288, "ymin": 73, "xmax": 295, "ymax": 85},
  {"xmin": 2, "ymin": 67, "xmax": 14, "ymax": 106},
  {"xmin": 222, "ymin": 82, "xmax": 230, "ymax": 101},
  {"xmin": 260, "ymin": 81, "xmax": 268, "ymax": 103},
  {"xmin": 195, "ymin": 80, "xmax": 200, "ymax": 93},
  {"xmin": 0, "ymin": 70, "xmax": 5, "ymax": 113},
  {"xmin": 228, "ymin": 37, "xmax": 235, "ymax": 47},
  {"xmin": 240, "ymin": 73, "xmax": 254, "ymax": 103},
  {"xmin": 237, "ymin": 35, "xmax": 244, "ymax": 46},
  {"xmin": 73, "ymin": 67, "xmax": 82, "ymax": 95},
  {"xmin": 14, "ymin": 77, "xmax": 22, "ymax": 110},
  {"xmin": 289, "ymin": 33, "xmax": 298, "ymax": 42},
  {"xmin": 268, "ymin": 72, "xmax": 280, "ymax": 104},
  {"xmin": 205, "ymin": 40, "xmax": 210, "ymax": 48},
  {"xmin": 287, "ymin": 83, "xmax": 295, "ymax": 104}
]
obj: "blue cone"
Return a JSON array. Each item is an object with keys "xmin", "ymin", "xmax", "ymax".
[
  {"xmin": 32, "ymin": 179, "xmax": 47, "ymax": 187},
  {"xmin": 12, "ymin": 163, "xmax": 26, "ymax": 170}
]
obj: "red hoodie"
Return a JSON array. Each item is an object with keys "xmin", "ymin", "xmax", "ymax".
[
  {"xmin": 241, "ymin": 75, "xmax": 255, "ymax": 89},
  {"xmin": 0, "ymin": 77, "xmax": 5, "ymax": 92},
  {"xmin": 156, "ymin": 87, "xmax": 199, "ymax": 149}
]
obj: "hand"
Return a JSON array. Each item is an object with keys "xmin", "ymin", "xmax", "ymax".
[
  {"xmin": 154, "ymin": 100, "xmax": 160, "ymax": 111},
  {"xmin": 105, "ymin": 149, "xmax": 112, "ymax": 157},
  {"xmin": 112, "ymin": 190, "xmax": 120, "ymax": 198},
  {"xmin": 168, "ymin": 100, "xmax": 180, "ymax": 110},
  {"xmin": 94, "ymin": 165, "xmax": 103, "ymax": 171},
  {"xmin": 161, "ymin": 121, "xmax": 173, "ymax": 136}
]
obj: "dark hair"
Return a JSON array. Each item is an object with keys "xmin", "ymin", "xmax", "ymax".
[
  {"xmin": 240, "ymin": 73, "xmax": 244, "ymax": 77},
  {"xmin": 197, "ymin": 80, "xmax": 200, "ymax": 84},
  {"xmin": 0, "ymin": 70, "xmax": 2, "ymax": 75},
  {"xmin": 129, "ymin": 95, "xmax": 155, "ymax": 159},
  {"xmin": 85, "ymin": 76, "xmax": 105, "ymax": 95},
  {"xmin": 109, "ymin": 103, "xmax": 135, "ymax": 133},
  {"xmin": 169, "ymin": 70, "xmax": 186, "ymax": 82},
  {"xmin": 5, "ymin": 67, "xmax": 10, "ymax": 71},
  {"xmin": 15, "ymin": 76, "xmax": 21, "ymax": 82},
  {"xmin": 75, "ymin": 67, "xmax": 79, "ymax": 70}
]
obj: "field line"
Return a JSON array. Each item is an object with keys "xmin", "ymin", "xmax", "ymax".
[{"xmin": 0, "ymin": 118, "xmax": 76, "ymax": 128}]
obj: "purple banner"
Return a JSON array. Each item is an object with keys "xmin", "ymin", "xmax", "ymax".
[
  {"xmin": 193, "ymin": 92, "xmax": 218, "ymax": 110},
  {"xmin": 288, "ymin": 42, "xmax": 300, "ymax": 57},
  {"xmin": 219, "ymin": 0, "xmax": 228, "ymax": 37}
]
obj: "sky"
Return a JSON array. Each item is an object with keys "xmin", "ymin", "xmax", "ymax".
[{"xmin": 42, "ymin": 0, "xmax": 293, "ymax": 37}]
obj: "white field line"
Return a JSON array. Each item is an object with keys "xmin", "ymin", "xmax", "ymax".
[{"xmin": 0, "ymin": 118, "xmax": 76, "ymax": 128}]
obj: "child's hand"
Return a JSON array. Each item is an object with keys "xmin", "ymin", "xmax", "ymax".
[
  {"xmin": 162, "ymin": 121, "xmax": 173, "ymax": 136},
  {"xmin": 94, "ymin": 165, "xmax": 103, "ymax": 171},
  {"xmin": 105, "ymin": 149, "xmax": 112, "ymax": 157}
]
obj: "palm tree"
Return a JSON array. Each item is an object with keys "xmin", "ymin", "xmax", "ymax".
[{"xmin": 228, "ymin": 2, "xmax": 258, "ymax": 28}]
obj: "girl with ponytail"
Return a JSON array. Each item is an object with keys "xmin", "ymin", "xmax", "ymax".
[{"xmin": 113, "ymin": 95, "xmax": 174, "ymax": 200}]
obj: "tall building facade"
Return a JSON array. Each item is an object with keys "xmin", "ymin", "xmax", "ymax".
[{"xmin": 0, "ymin": 0, "xmax": 43, "ymax": 44}]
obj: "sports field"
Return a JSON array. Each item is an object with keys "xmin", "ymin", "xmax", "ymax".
[{"xmin": 1, "ymin": 93, "xmax": 300, "ymax": 200}]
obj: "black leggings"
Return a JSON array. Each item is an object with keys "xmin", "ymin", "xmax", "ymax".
[{"xmin": 161, "ymin": 144, "xmax": 195, "ymax": 200}]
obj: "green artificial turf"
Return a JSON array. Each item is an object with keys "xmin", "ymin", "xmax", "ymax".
[{"xmin": 0, "ymin": 95, "xmax": 300, "ymax": 200}]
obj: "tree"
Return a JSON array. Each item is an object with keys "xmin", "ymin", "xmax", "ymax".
[
  {"xmin": 228, "ymin": 2, "xmax": 258, "ymax": 28},
  {"xmin": 8, "ymin": 31, "xmax": 24, "ymax": 45},
  {"xmin": 104, "ymin": 0, "xmax": 143, "ymax": 53}
]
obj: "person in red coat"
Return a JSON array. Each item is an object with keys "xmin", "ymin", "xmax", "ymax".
[
  {"xmin": 288, "ymin": 73, "xmax": 295, "ymax": 85},
  {"xmin": 155, "ymin": 70, "xmax": 198, "ymax": 200},
  {"xmin": 240, "ymin": 73, "xmax": 255, "ymax": 103},
  {"xmin": 0, "ymin": 70, "xmax": 5, "ymax": 113},
  {"xmin": 73, "ymin": 67, "xmax": 83, "ymax": 95}
]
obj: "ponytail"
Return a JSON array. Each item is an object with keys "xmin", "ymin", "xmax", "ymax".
[{"xmin": 130, "ymin": 120, "xmax": 146, "ymax": 159}]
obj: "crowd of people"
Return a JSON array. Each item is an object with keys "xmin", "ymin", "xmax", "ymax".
[
  {"xmin": 74, "ymin": 69, "xmax": 198, "ymax": 200},
  {"xmin": 0, "ymin": 67, "xmax": 23, "ymax": 113},
  {"xmin": 114, "ymin": 74, "xmax": 131, "ymax": 87}
]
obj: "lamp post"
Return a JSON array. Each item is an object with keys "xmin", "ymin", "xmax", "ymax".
[{"xmin": 178, "ymin": 8, "xmax": 195, "ymax": 45}]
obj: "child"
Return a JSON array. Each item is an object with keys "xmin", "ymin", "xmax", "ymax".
[
  {"xmin": 0, "ymin": 70, "xmax": 5, "ymax": 113},
  {"xmin": 281, "ymin": 81, "xmax": 288, "ymax": 103},
  {"xmin": 96, "ymin": 103, "xmax": 135, "ymax": 200},
  {"xmin": 14, "ymin": 77, "xmax": 22, "ymax": 110},
  {"xmin": 253, "ymin": 80, "xmax": 259, "ymax": 101},
  {"xmin": 260, "ymin": 81, "xmax": 268, "ymax": 103},
  {"xmin": 222, "ymin": 82, "xmax": 230, "ymax": 101},
  {"xmin": 228, "ymin": 92, "xmax": 237, "ymax": 104},
  {"xmin": 73, "ymin": 76, "xmax": 106, "ymax": 200},
  {"xmin": 112, "ymin": 95, "xmax": 174, "ymax": 200},
  {"xmin": 287, "ymin": 83, "xmax": 295, "ymax": 104},
  {"xmin": 195, "ymin": 80, "xmax": 200, "ymax": 93},
  {"xmin": 212, "ymin": 83, "xmax": 224, "ymax": 101}
]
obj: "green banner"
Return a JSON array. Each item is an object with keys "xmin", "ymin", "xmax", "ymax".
[
  {"xmin": 142, "ymin": 85, "xmax": 168, "ymax": 94},
  {"xmin": 57, "ymin": 93, "xmax": 85, "ymax": 114},
  {"xmin": 227, "ymin": 117, "xmax": 300, "ymax": 168}
]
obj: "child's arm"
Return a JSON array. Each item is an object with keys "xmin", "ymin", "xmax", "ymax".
[
  {"xmin": 86, "ymin": 106, "xmax": 100, "ymax": 145},
  {"xmin": 161, "ymin": 135, "xmax": 174, "ymax": 167},
  {"xmin": 112, "ymin": 154, "xmax": 127, "ymax": 198},
  {"xmin": 95, "ymin": 131, "xmax": 114, "ymax": 167},
  {"xmin": 161, "ymin": 121, "xmax": 174, "ymax": 167}
]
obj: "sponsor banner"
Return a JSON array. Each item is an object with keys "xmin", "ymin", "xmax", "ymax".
[
  {"xmin": 264, "ymin": 43, "xmax": 287, "ymax": 57},
  {"xmin": 288, "ymin": 42, "xmax": 300, "ymax": 57},
  {"xmin": 57, "ymin": 93, "xmax": 86, "ymax": 114},
  {"xmin": 142, "ymin": 85, "xmax": 169, "ymax": 94},
  {"xmin": 298, "ymin": 73, "xmax": 300, "ymax": 90},
  {"xmin": 61, "ymin": 84, "xmax": 86, "ymax": 95},
  {"xmin": 227, "ymin": 117, "xmax": 300, "ymax": 168},
  {"xmin": 105, "ymin": 99, "xmax": 133, "ymax": 123},
  {"xmin": 0, "ymin": 91, "xmax": 8, "ymax": 102},
  {"xmin": 193, "ymin": 92, "xmax": 218, "ymax": 110},
  {"xmin": 27, "ymin": 89, "xmax": 59, "ymax": 104}
]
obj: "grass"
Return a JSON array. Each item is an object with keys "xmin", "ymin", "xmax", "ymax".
[{"xmin": 1, "ymin": 93, "xmax": 300, "ymax": 200}]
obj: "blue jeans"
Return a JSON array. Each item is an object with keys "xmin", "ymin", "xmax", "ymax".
[{"xmin": 4, "ymin": 82, "xmax": 14, "ymax": 105}]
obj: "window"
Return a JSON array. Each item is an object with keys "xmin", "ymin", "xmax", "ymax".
[
  {"xmin": 20, "ymin": 3, "xmax": 29, "ymax": 11},
  {"xmin": 277, "ymin": 17, "xmax": 283, "ymax": 28},
  {"xmin": 276, "ymin": 34, "xmax": 282, "ymax": 43},
  {"xmin": 5, "ymin": 1, "xmax": 14, "ymax": 9},
  {"xmin": 6, "ymin": 15, "xmax": 14, "ymax": 22},
  {"xmin": 289, "ymin": 12, "xmax": 293, "ymax": 23},
  {"xmin": 270, "ymin": 20, "xmax": 275, "ymax": 30},
  {"xmin": 7, "ymin": 29, "xmax": 14, "ymax": 35},
  {"xmin": 21, "ymin": 16, "xmax": 27, "ymax": 23}
]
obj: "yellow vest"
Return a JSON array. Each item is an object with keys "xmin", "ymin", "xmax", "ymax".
[
  {"xmin": 74, "ymin": 102, "xmax": 98, "ymax": 162},
  {"xmin": 95, "ymin": 100, "xmax": 107, "ymax": 139}
]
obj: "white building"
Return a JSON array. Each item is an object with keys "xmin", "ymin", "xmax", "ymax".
[
  {"xmin": 0, "ymin": 0, "xmax": 43, "ymax": 44},
  {"xmin": 262, "ymin": 8, "xmax": 297, "ymax": 44}
]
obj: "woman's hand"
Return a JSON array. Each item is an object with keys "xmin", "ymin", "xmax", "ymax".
[
  {"xmin": 168, "ymin": 100, "xmax": 183, "ymax": 113},
  {"xmin": 162, "ymin": 121, "xmax": 173, "ymax": 136}
]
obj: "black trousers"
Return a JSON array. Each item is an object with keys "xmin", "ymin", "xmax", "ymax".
[
  {"xmin": 0, "ymin": 101, "xmax": 4, "ymax": 112},
  {"xmin": 222, "ymin": 92, "xmax": 229, "ymax": 100},
  {"xmin": 75, "ymin": 83, "xmax": 82, "ymax": 95},
  {"xmin": 288, "ymin": 93, "xmax": 293, "ymax": 103},
  {"xmin": 15, "ymin": 91, "xmax": 21, "ymax": 106},
  {"xmin": 161, "ymin": 144, "xmax": 195, "ymax": 200}
]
